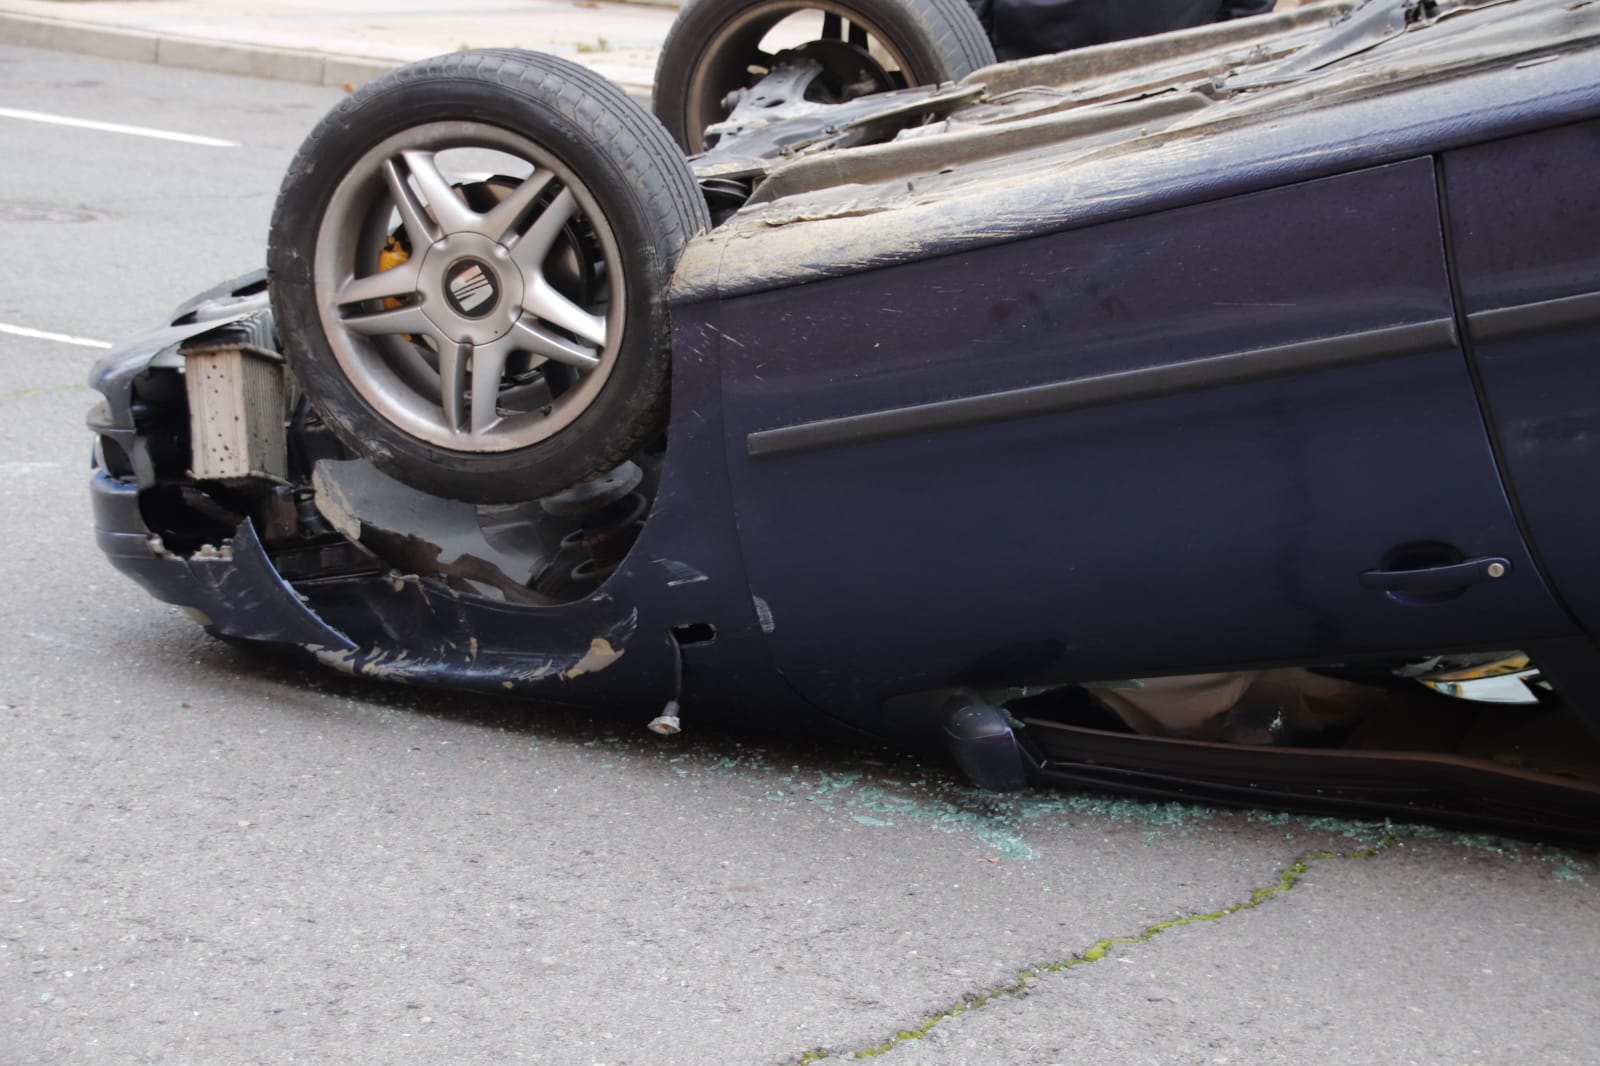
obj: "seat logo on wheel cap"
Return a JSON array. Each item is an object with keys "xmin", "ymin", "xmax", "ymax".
[{"xmin": 444, "ymin": 258, "xmax": 499, "ymax": 318}]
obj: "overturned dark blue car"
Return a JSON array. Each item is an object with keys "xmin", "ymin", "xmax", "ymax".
[{"xmin": 87, "ymin": 0, "xmax": 1600, "ymax": 844}]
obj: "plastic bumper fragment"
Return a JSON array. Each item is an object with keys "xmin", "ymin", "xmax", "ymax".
[{"xmin": 91, "ymin": 471, "xmax": 356, "ymax": 651}]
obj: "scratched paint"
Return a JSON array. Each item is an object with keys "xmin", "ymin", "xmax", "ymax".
[{"xmin": 558, "ymin": 637, "xmax": 624, "ymax": 679}]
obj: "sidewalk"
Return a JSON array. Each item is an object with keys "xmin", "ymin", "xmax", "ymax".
[{"xmin": 0, "ymin": 0, "xmax": 680, "ymax": 97}]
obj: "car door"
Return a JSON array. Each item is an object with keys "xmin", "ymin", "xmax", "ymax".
[
  {"xmin": 1440, "ymin": 118, "xmax": 1600, "ymax": 636},
  {"xmin": 715, "ymin": 157, "xmax": 1577, "ymax": 711}
]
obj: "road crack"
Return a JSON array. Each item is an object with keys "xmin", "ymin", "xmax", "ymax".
[{"xmin": 790, "ymin": 834, "xmax": 1399, "ymax": 1063}]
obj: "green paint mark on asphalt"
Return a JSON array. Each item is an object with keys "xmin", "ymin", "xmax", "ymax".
[
  {"xmin": 1247, "ymin": 810, "xmax": 1599, "ymax": 890},
  {"xmin": 3, "ymin": 383, "xmax": 89, "ymax": 401},
  {"xmin": 789, "ymin": 835, "xmax": 1400, "ymax": 1063}
]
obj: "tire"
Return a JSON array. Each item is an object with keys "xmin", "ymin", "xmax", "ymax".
[
  {"xmin": 267, "ymin": 50, "xmax": 711, "ymax": 505},
  {"xmin": 653, "ymin": 0, "xmax": 995, "ymax": 153}
]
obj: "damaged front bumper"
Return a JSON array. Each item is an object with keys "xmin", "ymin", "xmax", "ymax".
[
  {"xmin": 83, "ymin": 272, "xmax": 755, "ymax": 715},
  {"xmin": 88, "ymin": 461, "xmax": 657, "ymax": 704},
  {"xmin": 91, "ymin": 475, "xmax": 354, "ymax": 652}
]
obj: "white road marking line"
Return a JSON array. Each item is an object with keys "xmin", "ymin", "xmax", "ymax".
[
  {"xmin": 0, "ymin": 107, "xmax": 239, "ymax": 148},
  {"xmin": 0, "ymin": 323, "xmax": 113, "ymax": 349}
]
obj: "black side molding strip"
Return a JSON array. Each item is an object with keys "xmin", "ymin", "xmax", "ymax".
[
  {"xmin": 747, "ymin": 317, "xmax": 1457, "ymax": 460},
  {"xmin": 1467, "ymin": 289, "xmax": 1600, "ymax": 344}
]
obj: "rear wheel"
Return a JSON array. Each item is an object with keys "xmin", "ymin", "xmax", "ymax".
[
  {"xmin": 268, "ymin": 50, "xmax": 710, "ymax": 504},
  {"xmin": 653, "ymin": 0, "xmax": 995, "ymax": 152}
]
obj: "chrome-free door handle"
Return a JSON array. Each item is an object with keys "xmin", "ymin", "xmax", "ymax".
[{"xmin": 1359, "ymin": 556, "xmax": 1510, "ymax": 595}]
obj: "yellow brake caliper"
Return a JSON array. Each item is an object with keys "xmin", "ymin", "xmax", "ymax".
[{"xmin": 379, "ymin": 236, "xmax": 410, "ymax": 309}]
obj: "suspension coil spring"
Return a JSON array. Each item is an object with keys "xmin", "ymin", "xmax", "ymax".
[{"xmin": 538, "ymin": 460, "xmax": 647, "ymax": 585}]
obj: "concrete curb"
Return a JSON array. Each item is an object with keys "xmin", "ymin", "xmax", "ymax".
[
  {"xmin": 1, "ymin": 12, "xmax": 398, "ymax": 88},
  {"xmin": 0, "ymin": 12, "xmax": 657, "ymax": 98}
]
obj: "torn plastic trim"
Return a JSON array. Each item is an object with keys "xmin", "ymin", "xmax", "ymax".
[
  {"xmin": 91, "ymin": 472, "xmax": 355, "ymax": 650},
  {"xmin": 296, "ymin": 574, "xmax": 646, "ymax": 699},
  {"xmin": 201, "ymin": 519, "xmax": 358, "ymax": 650},
  {"xmin": 93, "ymin": 468, "xmax": 665, "ymax": 700},
  {"xmin": 309, "ymin": 628, "xmax": 630, "ymax": 689}
]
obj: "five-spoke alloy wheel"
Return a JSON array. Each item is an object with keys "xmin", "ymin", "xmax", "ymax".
[{"xmin": 269, "ymin": 51, "xmax": 709, "ymax": 505}]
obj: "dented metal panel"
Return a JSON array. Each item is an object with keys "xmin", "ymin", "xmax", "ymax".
[{"xmin": 670, "ymin": 0, "xmax": 1600, "ymax": 303}]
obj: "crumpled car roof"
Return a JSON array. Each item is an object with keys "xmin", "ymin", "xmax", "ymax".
[{"xmin": 672, "ymin": 0, "xmax": 1600, "ymax": 300}]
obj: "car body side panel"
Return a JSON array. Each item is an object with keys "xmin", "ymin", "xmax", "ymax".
[
  {"xmin": 710, "ymin": 157, "xmax": 1576, "ymax": 714},
  {"xmin": 1442, "ymin": 118, "xmax": 1600, "ymax": 635}
]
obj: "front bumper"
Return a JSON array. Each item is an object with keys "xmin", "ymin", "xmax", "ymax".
[{"xmin": 91, "ymin": 471, "xmax": 355, "ymax": 651}]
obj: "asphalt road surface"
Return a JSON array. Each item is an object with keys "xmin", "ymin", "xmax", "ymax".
[{"xmin": 2, "ymin": 43, "xmax": 1597, "ymax": 1066}]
